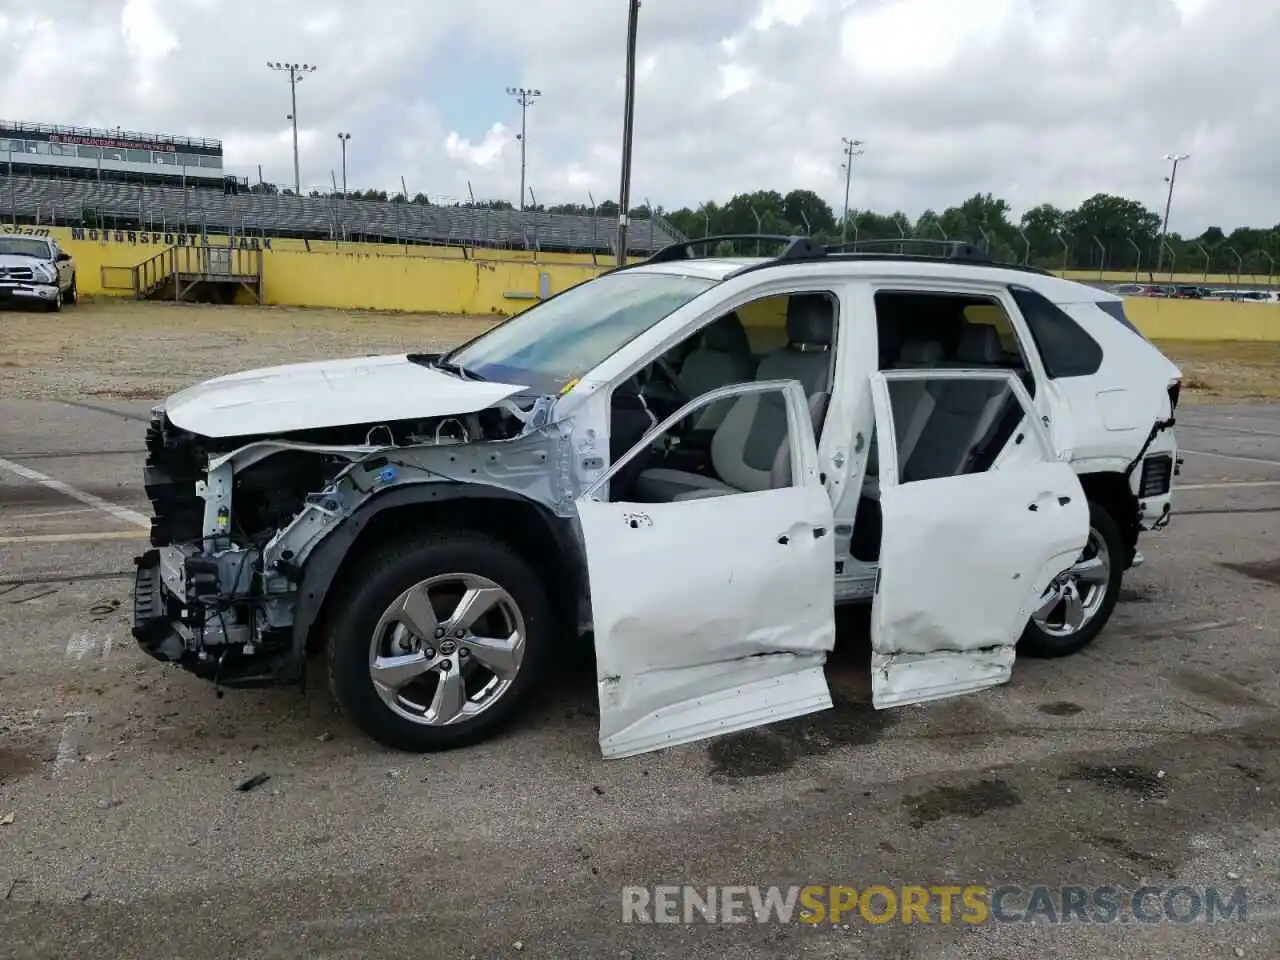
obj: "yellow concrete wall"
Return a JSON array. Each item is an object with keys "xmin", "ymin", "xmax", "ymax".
[
  {"xmin": 258, "ymin": 249, "xmax": 603, "ymax": 314},
  {"xmin": 7, "ymin": 224, "xmax": 1275, "ymax": 338},
  {"xmin": 1061, "ymin": 269, "xmax": 1277, "ymax": 287},
  {"xmin": 15, "ymin": 224, "xmax": 618, "ymax": 314},
  {"xmin": 1123, "ymin": 297, "xmax": 1280, "ymax": 342}
]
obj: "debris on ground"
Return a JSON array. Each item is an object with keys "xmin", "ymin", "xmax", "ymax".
[
  {"xmin": 0, "ymin": 812, "xmax": 14, "ymax": 825},
  {"xmin": 236, "ymin": 773, "xmax": 271, "ymax": 792}
]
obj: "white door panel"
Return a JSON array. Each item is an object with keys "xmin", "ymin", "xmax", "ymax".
[
  {"xmin": 577, "ymin": 379, "xmax": 836, "ymax": 759},
  {"xmin": 868, "ymin": 371, "xmax": 1089, "ymax": 709}
]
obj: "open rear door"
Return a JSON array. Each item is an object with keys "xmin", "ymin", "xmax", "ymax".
[
  {"xmin": 868, "ymin": 370, "xmax": 1088, "ymax": 708},
  {"xmin": 577, "ymin": 380, "xmax": 836, "ymax": 759}
]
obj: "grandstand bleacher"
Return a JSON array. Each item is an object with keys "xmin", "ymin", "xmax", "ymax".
[{"xmin": 0, "ymin": 174, "xmax": 685, "ymax": 256}]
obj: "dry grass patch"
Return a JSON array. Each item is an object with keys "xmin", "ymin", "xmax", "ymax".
[
  {"xmin": 3, "ymin": 301, "xmax": 1277, "ymax": 408},
  {"xmin": 1154, "ymin": 340, "xmax": 1280, "ymax": 405},
  {"xmin": 0, "ymin": 299, "xmax": 498, "ymax": 401}
]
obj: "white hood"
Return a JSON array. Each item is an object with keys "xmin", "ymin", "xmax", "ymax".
[
  {"xmin": 163, "ymin": 354, "xmax": 529, "ymax": 438},
  {"xmin": 0, "ymin": 253, "xmax": 51, "ymax": 271}
]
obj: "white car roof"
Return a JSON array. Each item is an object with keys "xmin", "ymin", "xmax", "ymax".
[{"xmin": 628, "ymin": 254, "xmax": 1116, "ymax": 304}]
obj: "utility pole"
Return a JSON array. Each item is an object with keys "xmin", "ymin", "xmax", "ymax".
[
  {"xmin": 616, "ymin": 0, "xmax": 641, "ymax": 266},
  {"xmin": 506, "ymin": 86, "xmax": 542, "ymax": 211},
  {"xmin": 839, "ymin": 137, "xmax": 864, "ymax": 245},
  {"xmin": 337, "ymin": 132, "xmax": 351, "ymax": 197},
  {"xmin": 1156, "ymin": 152, "xmax": 1189, "ymax": 275},
  {"xmin": 267, "ymin": 62, "xmax": 316, "ymax": 195}
]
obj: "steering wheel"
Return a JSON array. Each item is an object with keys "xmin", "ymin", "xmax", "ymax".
[{"xmin": 634, "ymin": 355, "xmax": 689, "ymax": 419}]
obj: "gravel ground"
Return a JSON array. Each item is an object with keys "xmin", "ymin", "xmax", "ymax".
[
  {"xmin": 0, "ymin": 299, "xmax": 496, "ymax": 401},
  {"xmin": 0, "ymin": 302, "xmax": 1279, "ymax": 959}
]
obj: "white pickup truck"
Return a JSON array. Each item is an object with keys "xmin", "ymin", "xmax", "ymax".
[{"xmin": 0, "ymin": 234, "xmax": 77, "ymax": 311}]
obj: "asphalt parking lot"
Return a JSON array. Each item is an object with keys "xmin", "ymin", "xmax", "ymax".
[{"xmin": 1, "ymin": 396, "xmax": 1278, "ymax": 959}]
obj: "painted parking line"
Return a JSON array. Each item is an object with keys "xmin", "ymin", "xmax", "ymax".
[
  {"xmin": 0, "ymin": 530, "xmax": 149, "ymax": 545},
  {"xmin": 1175, "ymin": 480, "xmax": 1280, "ymax": 491},
  {"xmin": 0, "ymin": 456, "xmax": 150, "ymax": 528},
  {"xmin": 1180, "ymin": 449, "xmax": 1280, "ymax": 467}
]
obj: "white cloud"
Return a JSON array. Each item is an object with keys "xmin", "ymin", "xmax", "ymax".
[
  {"xmin": 444, "ymin": 123, "xmax": 513, "ymax": 169},
  {"xmin": 0, "ymin": 0, "xmax": 1274, "ymax": 232}
]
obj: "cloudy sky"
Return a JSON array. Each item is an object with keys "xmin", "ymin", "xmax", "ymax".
[{"xmin": 1, "ymin": 0, "xmax": 1276, "ymax": 233}]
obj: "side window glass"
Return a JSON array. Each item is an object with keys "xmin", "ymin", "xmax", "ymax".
[
  {"xmin": 881, "ymin": 374, "xmax": 1031, "ymax": 485},
  {"xmin": 1010, "ymin": 286, "xmax": 1103, "ymax": 378},
  {"xmin": 605, "ymin": 385, "xmax": 805, "ymax": 504}
]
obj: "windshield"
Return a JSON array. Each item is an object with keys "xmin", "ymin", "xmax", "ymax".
[
  {"xmin": 443, "ymin": 271, "xmax": 715, "ymax": 388},
  {"xmin": 0, "ymin": 238, "xmax": 52, "ymax": 259}
]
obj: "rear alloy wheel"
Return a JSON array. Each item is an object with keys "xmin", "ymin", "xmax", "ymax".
[
  {"xmin": 326, "ymin": 532, "xmax": 552, "ymax": 752},
  {"xmin": 1019, "ymin": 500, "xmax": 1124, "ymax": 658}
]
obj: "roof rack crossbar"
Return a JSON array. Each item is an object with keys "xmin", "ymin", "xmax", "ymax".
[
  {"xmin": 645, "ymin": 233, "xmax": 816, "ymax": 263},
  {"xmin": 825, "ymin": 238, "xmax": 991, "ymax": 262}
]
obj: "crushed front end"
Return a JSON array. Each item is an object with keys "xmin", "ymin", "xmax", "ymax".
[
  {"xmin": 131, "ymin": 395, "xmax": 569, "ymax": 690},
  {"xmin": 132, "ymin": 407, "xmax": 339, "ymax": 687}
]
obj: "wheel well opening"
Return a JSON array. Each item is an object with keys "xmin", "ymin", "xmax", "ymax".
[
  {"xmin": 1079, "ymin": 472, "xmax": 1139, "ymax": 563},
  {"xmin": 304, "ymin": 496, "xmax": 580, "ymax": 655}
]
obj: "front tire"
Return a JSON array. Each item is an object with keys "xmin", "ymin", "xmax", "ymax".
[
  {"xmin": 326, "ymin": 531, "xmax": 554, "ymax": 752},
  {"xmin": 65, "ymin": 275, "xmax": 77, "ymax": 305},
  {"xmin": 1019, "ymin": 499, "xmax": 1125, "ymax": 658},
  {"xmin": 45, "ymin": 287, "xmax": 62, "ymax": 313}
]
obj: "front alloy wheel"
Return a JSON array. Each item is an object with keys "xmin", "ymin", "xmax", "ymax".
[
  {"xmin": 369, "ymin": 573, "xmax": 526, "ymax": 728},
  {"xmin": 1019, "ymin": 500, "xmax": 1125, "ymax": 658},
  {"xmin": 327, "ymin": 531, "xmax": 552, "ymax": 752}
]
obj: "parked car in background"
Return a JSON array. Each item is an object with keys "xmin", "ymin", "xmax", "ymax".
[{"xmin": 0, "ymin": 235, "xmax": 77, "ymax": 311}]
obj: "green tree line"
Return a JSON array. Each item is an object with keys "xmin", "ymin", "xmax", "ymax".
[
  {"xmin": 252, "ymin": 180, "xmax": 1280, "ymax": 277},
  {"xmin": 656, "ymin": 189, "xmax": 1280, "ymax": 278}
]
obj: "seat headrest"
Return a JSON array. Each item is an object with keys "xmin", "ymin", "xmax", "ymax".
[
  {"xmin": 897, "ymin": 340, "xmax": 944, "ymax": 365},
  {"xmin": 956, "ymin": 324, "xmax": 1004, "ymax": 365},
  {"xmin": 785, "ymin": 294, "xmax": 834, "ymax": 346},
  {"xmin": 702, "ymin": 312, "xmax": 750, "ymax": 353}
]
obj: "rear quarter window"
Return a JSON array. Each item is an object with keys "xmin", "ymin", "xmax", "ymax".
[
  {"xmin": 1009, "ymin": 286, "xmax": 1104, "ymax": 378},
  {"xmin": 1095, "ymin": 300, "xmax": 1149, "ymax": 340}
]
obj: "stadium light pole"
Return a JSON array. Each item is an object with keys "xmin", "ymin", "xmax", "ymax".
[
  {"xmin": 267, "ymin": 62, "xmax": 316, "ymax": 195},
  {"xmin": 337, "ymin": 132, "xmax": 351, "ymax": 197},
  {"xmin": 506, "ymin": 87, "xmax": 541, "ymax": 211},
  {"xmin": 616, "ymin": 0, "xmax": 641, "ymax": 266},
  {"xmin": 1162, "ymin": 152, "xmax": 1187, "ymax": 276},
  {"xmin": 839, "ymin": 137, "xmax": 864, "ymax": 245}
]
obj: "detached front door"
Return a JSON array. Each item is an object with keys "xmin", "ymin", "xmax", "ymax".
[{"xmin": 576, "ymin": 380, "xmax": 836, "ymax": 759}]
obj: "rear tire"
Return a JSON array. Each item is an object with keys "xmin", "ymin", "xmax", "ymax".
[
  {"xmin": 325, "ymin": 531, "xmax": 554, "ymax": 752},
  {"xmin": 1018, "ymin": 499, "xmax": 1125, "ymax": 658}
]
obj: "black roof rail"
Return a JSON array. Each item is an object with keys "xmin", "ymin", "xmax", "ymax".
[{"xmin": 645, "ymin": 233, "xmax": 820, "ymax": 263}]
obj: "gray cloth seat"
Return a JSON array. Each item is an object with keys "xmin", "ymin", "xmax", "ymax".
[
  {"xmin": 864, "ymin": 339, "xmax": 945, "ymax": 499},
  {"xmin": 636, "ymin": 294, "xmax": 835, "ymax": 502},
  {"xmin": 897, "ymin": 324, "xmax": 1012, "ymax": 483},
  {"xmin": 677, "ymin": 312, "xmax": 756, "ymax": 430}
]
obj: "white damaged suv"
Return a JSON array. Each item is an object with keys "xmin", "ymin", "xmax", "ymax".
[{"xmin": 132, "ymin": 237, "xmax": 1181, "ymax": 758}]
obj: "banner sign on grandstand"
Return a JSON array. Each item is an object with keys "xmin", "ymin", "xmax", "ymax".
[
  {"xmin": 49, "ymin": 133, "xmax": 178, "ymax": 153},
  {"xmin": 68, "ymin": 227, "xmax": 270, "ymax": 249}
]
